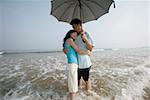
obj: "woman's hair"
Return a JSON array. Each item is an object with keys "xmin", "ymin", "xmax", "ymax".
[{"xmin": 63, "ymin": 30, "xmax": 76, "ymax": 47}]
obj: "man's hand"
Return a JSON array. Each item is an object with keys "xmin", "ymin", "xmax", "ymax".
[
  {"xmin": 62, "ymin": 48, "xmax": 68, "ymax": 54},
  {"xmin": 81, "ymin": 33, "xmax": 93, "ymax": 51},
  {"xmin": 81, "ymin": 33, "xmax": 88, "ymax": 42}
]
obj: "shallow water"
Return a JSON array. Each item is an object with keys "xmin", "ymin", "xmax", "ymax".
[{"xmin": 0, "ymin": 48, "xmax": 150, "ymax": 100}]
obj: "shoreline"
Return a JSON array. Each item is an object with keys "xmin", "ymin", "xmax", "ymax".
[{"xmin": 1, "ymin": 47, "xmax": 149, "ymax": 55}]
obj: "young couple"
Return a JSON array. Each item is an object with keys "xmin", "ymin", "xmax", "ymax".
[{"xmin": 63, "ymin": 18, "xmax": 94, "ymax": 100}]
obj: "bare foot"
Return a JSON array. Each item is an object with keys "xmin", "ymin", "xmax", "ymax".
[{"xmin": 70, "ymin": 93, "xmax": 76, "ymax": 100}]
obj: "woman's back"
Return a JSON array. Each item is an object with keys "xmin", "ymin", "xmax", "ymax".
[{"xmin": 64, "ymin": 42, "xmax": 78, "ymax": 64}]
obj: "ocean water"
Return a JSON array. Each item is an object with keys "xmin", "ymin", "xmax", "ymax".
[{"xmin": 0, "ymin": 48, "xmax": 149, "ymax": 100}]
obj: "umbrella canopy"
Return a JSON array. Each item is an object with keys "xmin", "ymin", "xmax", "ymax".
[{"xmin": 51, "ymin": 0, "xmax": 115, "ymax": 23}]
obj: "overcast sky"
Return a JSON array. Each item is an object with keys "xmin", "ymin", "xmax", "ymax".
[{"xmin": 0, "ymin": 0, "xmax": 149, "ymax": 52}]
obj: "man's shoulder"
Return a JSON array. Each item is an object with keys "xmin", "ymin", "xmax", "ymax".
[
  {"xmin": 84, "ymin": 31, "xmax": 92, "ymax": 39},
  {"xmin": 84, "ymin": 31, "xmax": 89, "ymax": 35}
]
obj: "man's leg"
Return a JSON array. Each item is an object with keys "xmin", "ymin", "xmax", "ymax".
[
  {"xmin": 85, "ymin": 79, "xmax": 91, "ymax": 91},
  {"xmin": 78, "ymin": 68, "xmax": 82, "ymax": 87},
  {"xmin": 82, "ymin": 67, "xmax": 91, "ymax": 91}
]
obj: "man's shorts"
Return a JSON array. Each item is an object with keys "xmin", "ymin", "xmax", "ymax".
[{"xmin": 78, "ymin": 66, "xmax": 91, "ymax": 81}]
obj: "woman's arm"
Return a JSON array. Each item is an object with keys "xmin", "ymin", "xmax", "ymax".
[
  {"xmin": 66, "ymin": 39, "xmax": 90, "ymax": 55},
  {"xmin": 62, "ymin": 48, "xmax": 68, "ymax": 54}
]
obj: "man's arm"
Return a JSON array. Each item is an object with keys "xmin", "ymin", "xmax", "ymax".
[
  {"xmin": 81, "ymin": 33, "xmax": 93, "ymax": 51},
  {"xmin": 84, "ymin": 39, "xmax": 93, "ymax": 51}
]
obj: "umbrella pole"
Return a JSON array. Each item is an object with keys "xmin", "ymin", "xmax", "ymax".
[
  {"xmin": 78, "ymin": 0, "xmax": 82, "ymax": 22},
  {"xmin": 113, "ymin": 0, "xmax": 116, "ymax": 8}
]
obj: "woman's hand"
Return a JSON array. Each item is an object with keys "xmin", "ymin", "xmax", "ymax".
[
  {"xmin": 87, "ymin": 50, "xmax": 92, "ymax": 56},
  {"xmin": 62, "ymin": 48, "xmax": 68, "ymax": 54}
]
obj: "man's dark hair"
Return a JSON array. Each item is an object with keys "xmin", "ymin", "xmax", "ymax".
[{"xmin": 70, "ymin": 18, "xmax": 82, "ymax": 25}]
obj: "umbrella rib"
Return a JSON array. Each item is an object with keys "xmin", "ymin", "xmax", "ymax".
[
  {"xmin": 71, "ymin": 3, "xmax": 78, "ymax": 22},
  {"xmin": 86, "ymin": 0, "xmax": 107, "ymax": 12},
  {"xmin": 51, "ymin": 0, "xmax": 73, "ymax": 13},
  {"xmin": 80, "ymin": 4, "xmax": 83, "ymax": 22},
  {"xmin": 81, "ymin": 0, "xmax": 97, "ymax": 19},
  {"xmin": 59, "ymin": 4, "xmax": 74, "ymax": 21}
]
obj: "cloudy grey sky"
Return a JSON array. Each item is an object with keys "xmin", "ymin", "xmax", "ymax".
[{"xmin": 0, "ymin": 0, "xmax": 149, "ymax": 52}]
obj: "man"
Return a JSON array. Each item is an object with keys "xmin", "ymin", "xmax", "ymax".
[{"xmin": 64, "ymin": 18, "xmax": 94, "ymax": 92}]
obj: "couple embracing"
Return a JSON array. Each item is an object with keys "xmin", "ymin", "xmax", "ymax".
[{"xmin": 63, "ymin": 18, "xmax": 94, "ymax": 100}]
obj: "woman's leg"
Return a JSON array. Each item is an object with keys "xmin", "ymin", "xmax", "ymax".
[
  {"xmin": 69, "ymin": 92, "xmax": 76, "ymax": 100},
  {"xmin": 67, "ymin": 63, "xmax": 78, "ymax": 99}
]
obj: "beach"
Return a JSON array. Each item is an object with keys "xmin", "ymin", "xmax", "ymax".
[{"xmin": 0, "ymin": 47, "xmax": 150, "ymax": 100}]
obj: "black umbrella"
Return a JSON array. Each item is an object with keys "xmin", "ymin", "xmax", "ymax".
[{"xmin": 51, "ymin": 0, "xmax": 115, "ymax": 23}]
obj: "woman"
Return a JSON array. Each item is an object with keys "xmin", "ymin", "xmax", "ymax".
[{"xmin": 63, "ymin": 30, "xmax": 90, "ymax": 100}]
